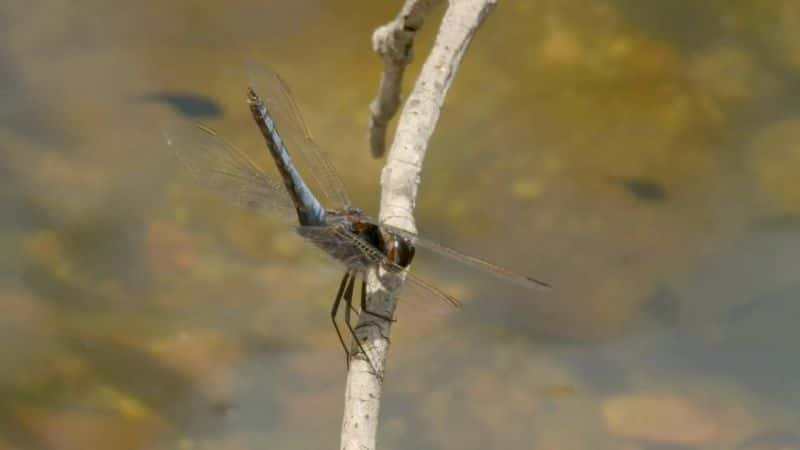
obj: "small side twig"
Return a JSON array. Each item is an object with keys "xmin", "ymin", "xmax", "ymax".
[
  {"xmin": 341, "ymin": 2, "xmax": 498, "ymax": 450},
  {"xmin": 368, "ymin": 0, "xmax": 443, "ymax": 158}
]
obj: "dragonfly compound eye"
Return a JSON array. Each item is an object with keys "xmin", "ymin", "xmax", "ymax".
[{"xmin": 394, "ymin": 236, "xmax": 415, "ymax": 267}]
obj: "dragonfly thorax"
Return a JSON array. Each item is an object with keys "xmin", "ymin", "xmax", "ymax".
[{"xmin": 297, "ymin": 209, "xmax": 416, "ymax": 273}]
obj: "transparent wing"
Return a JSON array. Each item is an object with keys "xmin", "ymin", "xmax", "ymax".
[
  {"xmin": 247, "ymin": 65, "xmax": 351, "ymax": 209},
  {"xmin": 296, "ymin": 224, "xmax": 372, "ymax": 272},
  {"xmin": 375, "ymin": 223, "xmax": 551, "ymax": 291},
  {"xmin": 403, "ymin": 271, "xmax": 463, "ymax": 309},
  {"xmin": 296, "ymin": 224, "xmax": 462, "ymax": 309},
  {"xmin": 324, "ymin": 226, "xmax": 462, "ymax": 308},
  {"xmin": 164, "ymin": 121, "xmax": 296, "ymax": 220}
]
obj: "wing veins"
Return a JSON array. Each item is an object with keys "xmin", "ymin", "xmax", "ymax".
[
  {"xmin": 379, "ymin": 224, "xmax": 550, "ymax": 291},
  {"xmin": 324, "ymin": 226, "xmax": 462, "ymax": 308}
]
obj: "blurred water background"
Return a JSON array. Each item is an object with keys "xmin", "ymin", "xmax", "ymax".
[{"xmin": 2, "ymin": 1, "xmax": 800, "ymax": 449}]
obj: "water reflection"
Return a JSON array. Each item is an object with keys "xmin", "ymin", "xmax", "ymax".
[{"xmin": 2, "ymin": 0, "xmax": 800, "ymax": 449}]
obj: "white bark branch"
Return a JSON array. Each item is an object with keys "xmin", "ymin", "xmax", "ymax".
[
  {"xmin": 340, "ymin": 1, "xmax": 498, "ymax": 449},
  {"xmin": 368, "ymin": 0, "xmax": 443, "ymax": 157}
]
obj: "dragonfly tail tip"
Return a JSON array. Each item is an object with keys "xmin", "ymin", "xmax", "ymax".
[{"xmin": 246, "ymin": 86, "xmax": 260, "ymax": 104}]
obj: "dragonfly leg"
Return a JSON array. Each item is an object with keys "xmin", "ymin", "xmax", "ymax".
[
  {"xmin": 360, "ymin": 278, "xmax": 396, "ymax": 323},
  {"xmin": 331, "ymin": 272, "xmax": 351, "ymax": 369},
  {"xmin": 343, "ymin": 275, "xmax": 355, "ymax": 343},
  {"xmin": 343, "ymin": 274, "xmax": 378, "ymax": 375}
]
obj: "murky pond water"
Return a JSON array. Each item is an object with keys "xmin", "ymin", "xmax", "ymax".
[{"xmin": 2, "ymin": 1, "xmax": 799, "ymax": 449}]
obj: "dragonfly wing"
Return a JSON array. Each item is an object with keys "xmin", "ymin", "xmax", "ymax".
[
  {"xmin": 164, "ymin": 121, "xmax": 296, "ymax": 220},
  {"xmin": 297, "ymin": 225, "xmax": 462, "ymax": 309},
  {"xmin": 296, "ymin": 225, "xmax": 372, "ymax": 272},
  {"xmin": 375, "ymin": 222, "xmax": 551, "ymax": 291},
  {"xmin": 403, "ymin": 271, "xmax": 462, "ymax": 308},
  {"xmin": 247, "ymin": 65, "xmax": 351, "ymax": 209}
]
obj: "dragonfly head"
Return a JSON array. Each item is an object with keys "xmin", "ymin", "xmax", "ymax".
[{"xmin": 385, "ymin": 231, "xmax": 415, "ymax": 268}]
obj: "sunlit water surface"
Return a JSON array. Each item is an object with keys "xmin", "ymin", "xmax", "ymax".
[{"xmin": 2, "ymin": 1, "xmax": 799, "ymax": 449}]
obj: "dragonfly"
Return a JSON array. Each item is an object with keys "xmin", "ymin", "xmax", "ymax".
[{"xmin": 164, "ymin": 69, "xmax": 549, "ymax": 370}]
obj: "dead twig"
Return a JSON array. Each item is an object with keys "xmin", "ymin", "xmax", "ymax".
[{"xmin": 340, "ymin": 2, "xmax": 499, "ymax": 449}]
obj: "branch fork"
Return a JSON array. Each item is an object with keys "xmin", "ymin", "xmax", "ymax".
[{"xmin": 341, "ymin": 1, "xmax": 498, "ymax": 449}]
